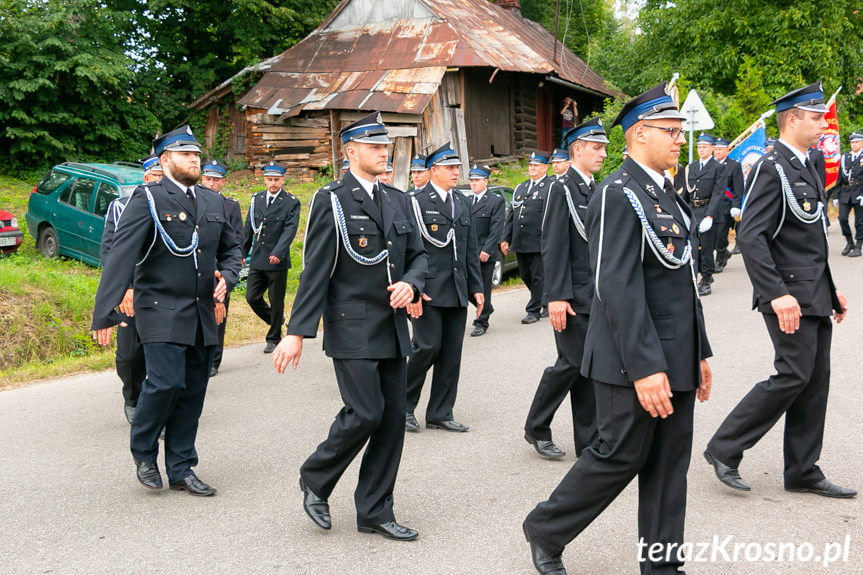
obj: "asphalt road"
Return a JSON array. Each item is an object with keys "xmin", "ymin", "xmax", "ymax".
[{"xmin": 1, "ymin": 230, "xmax": 861, "ymax": 575}]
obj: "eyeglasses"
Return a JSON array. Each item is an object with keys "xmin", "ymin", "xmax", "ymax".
[{"xmin": 643, "ymin": 125, "xmax": 684, "ymax": 140}]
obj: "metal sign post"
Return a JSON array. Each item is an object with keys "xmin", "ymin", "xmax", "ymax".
[{"xmin": 680, "ymin": 90, "xmax": 714, "ymax": 165}]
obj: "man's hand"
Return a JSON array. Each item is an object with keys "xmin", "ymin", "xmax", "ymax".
[
  {"xmin": 407, "ymin": 293, "xmax": 432, "ymax": 319},
  {"xmin": 634, "ymin": 372, "xmax": 673, "ymax": 418},
  {"xmin": 833, "ymin": 198, "xmax": 839, "ymax": 207},
  {"xmin": 730, "ymin": 207, "xmax": 741, "ymax": 220},
  {"xmin": 269, "ymin": 254, "xmax": 281, "ymax": 265},
  {"xmin": 473, "ymin": 293, "xmax": 484, "ymax": 319},
  {"xmin": 834, "ymin": 289, "xmax": 848, "ymax": 323},
  {"xmin": 91, "ymin": 325, "xmax": 126, "ymax": 346},
  {"xmin": 479, "ymin": 251, "xmax": 490, "ymax": 263},
  {"xmin": 215, "ymin": 302, "xmax": 226, "ymax": 325},
  {"xmin": 273, "ymin": 335, "xmax": 303, "ymax": 373},
  {"xmin": 213, "ymin": 270, "xmax": 227, "ymax": 303},
  {"xmin": 698, "ymin": 216, "xmax": 713, "ymax": 233},
  {"xmin": 500, "ymin": 241, "xmax": 509, "ymax": 256},
  {"xmin": 387, "ymin": 281, "xmax": 414, "ymax": 309},
  {"xmin": 119, "ymin": 289, "xmax": 135, "ymax": 316},
  {"xmin": 857, "ymin": 195, "xmax": 863, "ymax": 207},
  {"xmin": 548, "ymin": 300, "xmax": 575, "ymax": 333},
  {"xmin": 770, "ymin": 294, "xmax": 801, "ymax": 334},
  {"xmin": 697, "ymin": 359, "xmax": 712, "ymax": 402}
]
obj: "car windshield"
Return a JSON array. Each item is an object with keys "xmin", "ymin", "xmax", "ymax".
[{"xmin": 120, "ymin": 185, "xmax": 138, "ymax": 198}]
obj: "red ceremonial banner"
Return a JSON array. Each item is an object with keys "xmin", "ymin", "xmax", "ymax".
[{"xmin": 819, "ymin": 99, "xmax": 840, "ymax": 190}]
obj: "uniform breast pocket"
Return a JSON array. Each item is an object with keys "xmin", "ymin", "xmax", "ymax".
[
  {"xmin": 651, "ymin": 315, "xmax": 676, "ymax": 340},
  {"xmin": 792, "ymin": 184, "xmax": 818, "ymax": 213},
  {"xmin": 346, "ymin": 220, "xmax": 380, "ymax": 253},
  {"xmin": 777, "ymin": 266, "xmax": 815, "ymax": 282},
  {"xmin": 205, "ymin": 213, "xmax": 222, "ymax": 223},
  {"xmin": 425, "ymin": 215, "xmax": 450, "ymax": 237}
]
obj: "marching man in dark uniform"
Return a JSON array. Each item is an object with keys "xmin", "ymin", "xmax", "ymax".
[
  {"xmin": 405, "ymin": 143, "xmax": 484, "ymax": 433},
  {"xmin": 408, "ymin": 154, "xmax": 429, "ymax": 191},
  {"xmin": 705, "ymin": 82, "xmax": 855, "ymax": 499},
  {"xmin": 523, "ymin": 83, "xmax": 713, "ymax": 575},
  {"xmin": 502, "ymin": 151, "xmax": 555, "ymax": 323},
  {"xmin": 467, "ymin": 164, "xmax": 505, "ymax": 337},
  {"xmin": 272, "ymin": 112, "xmax": 428, "ymax": 540},
  {"xmin": 832, "ymin": 131, "xmax": 863, "ymax": 257},
  {"xmin": 100, "ymin": 155, "xmax": 164, "ymax": 423},
  {"xmin": 711, "ymin": 137, "xmax": 744, "ymax": 272},
  {"xmin": 242, "ymin": 161, "xmax": 301, "ymax": 353},
  {"xmin": 91, "ymin": 125, "xmax": 242, "ymax": 496},
  {"xmin": 685, "ymin": 133, "xmax": 726, "ymax": 295},
  {"xmin": 523, "ymin": 118, "xmax": 607, "ymax": 461},
  {"xmin": 200, "ymin": 160, "xmax": 242, "ymax": 376}
]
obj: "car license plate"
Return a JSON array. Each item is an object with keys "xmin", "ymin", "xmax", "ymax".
[{"xmin": 0, "ymin": 237, "xmax": 16, "ymax": 247}]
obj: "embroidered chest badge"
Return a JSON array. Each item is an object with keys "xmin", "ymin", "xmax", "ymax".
[
  {"xmin": 430, "ymin": 224, "xmax": 438, "ymax": 232},
  {"xmin": 358, "ymin": 237, "xmax": 368, "ymax": 248}
]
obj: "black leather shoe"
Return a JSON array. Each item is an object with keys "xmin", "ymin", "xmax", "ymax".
[
  {"xmin": 209, "ymin": 366, "xmax": 218, "ymax": 377},
  {"xmin": 522, "ymin": 314, "xmax": 539, "ymax": 324},
  {"xmin": 135, "ymin": 460, "xmax": 162, "ymax": 490},
  {"xmin": 841, "ymin": 237, "xmax": 854, "ymax": 256},
  {"xmin": 263, "ymin": 342, "xmax": 276, "ymax": 353},
  {"xmin": 697, "ymin": 282, "xmax": 712, "ymax": 296},
  {"xmin": 358, "ymin": 520, "xmax": 418, "ymax": 541},
  {"xmin": 170, "ymin": 473, "xmax": 217, "ymax": 496},
  {"xmin": 300, "ymin": 477, "xmax": 331, "ymax": 530},
  {"xmin": 124, "ymin": 404, "xmax": 136, "ymax": 424},
  {"xmin": 405, "ymin": 412, "xmax": 420, "ymax": 433},
  {"xmin": 427, "ymin": 419, "xmax": 469, "ymax": 432},
  {"xmin": 704, "ymin": 450, "xmax": 750, "ymax": 491},
  {"xmin": 849, "ymin": 240, "xmax": 862, "ymax": 257},
  {"xmin": 471, "ymin": 326, "xmax": 486, "ymax": 337},
  {"xmin": 525, "ymin": 433, "xmax": 565, "ymax": 459},
  {"xmin": 786, "ymin": 479, "xmax": 856, "ymax": 498},
  {"xmin": 731, "ymin": 244, "xmax": 741, "ymax": 255},
  {"xmin": 524, "ymin": 522, "xmax": 566, "ymax": 574},
  {"xmin": 539, "ymin": 309, "xmax": 549, "ymax": 318}
]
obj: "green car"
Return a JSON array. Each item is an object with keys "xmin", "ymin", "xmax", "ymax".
[{"xmin": 26, "ymin": 162, "xmax": 144, "ymax": 266}]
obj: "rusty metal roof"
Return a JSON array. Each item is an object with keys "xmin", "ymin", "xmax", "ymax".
[{"xmin": 235, "ymin": 0, "xmax": 616, "ymax": 114}]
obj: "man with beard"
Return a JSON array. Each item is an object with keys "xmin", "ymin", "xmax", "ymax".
[
  {"xmin": 243, "ymin": 161, "xmax": 301, "ymax": 353},
  {"xmin": 523, "ymin": 118, "xmax": 607, "ymax": 461},
  {"xmin": 523, "ymin": 83, "xmax": 713, "ymax": 575},
  {"xmin": 273, "ymin": 112, "xmax": 428, "ymax": 540},
  {"xmin": 91, "ymin": 125, "xmax": 242, "ymax": 496},
  {"xmin": 405, "ymin": 143, "xmax": 484, "ymax": 433},
  {"xmin": 705, "ymin": 82, "xmax": 855, "ymax": 499},
  {"xmin": 200, "ymin": 160, "xmax": 242, "ymax": 376}
]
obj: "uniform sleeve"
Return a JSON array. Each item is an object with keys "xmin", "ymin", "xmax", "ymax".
[
  {"xmin": 242, "ymin": 201, "xmax": 253, "ymax": 259},
  {"xmin": 705, "ymin": 163, "xmax": 726, "ymax": 218},
  {"xmin": 484, "ymin": 195, "xmax": 506, "ymax": 256},
  {"xmin": 502, "ymin": 192, "xmax": 514, "ymax": 244},
  {"xmin": 215, "ymin": 200, "xmax": 242, "ymax": 292},
  {"xmin": 730, "ymin": 162, "xmax": 745, "ymax": 209},
  {"xmin": 737, "ymin": 160, "xmax": 788, "ymax": 304},
  {"xmin": 272, "ymin": 197, "xmax": 300, "ymax": 261},
  {"xmin": 286, "ymin": 191, "xmax": 336, "ymax": 338},
  {"xmin": 588, "ymin": 184, "xmax": 668, "ymax": 381},
  {"xmin": 91, "ymin": 189, "xmax": 152, "ymax": 330},
  {"xmin": 99, "ymin": 200, "xmax": 117, "ymax": 265},
  {"xmin": 464, "ymin": 199, "xmax": 484, "ymax": 298},
  {"xmin": 227, "ymin": 200, "xmax": 244, "ymax": 246},
  {"xmin": 394, "ymin": 194, "xmax": 428, "ymax": 299},
  {"xmin": 541, "ymin": 183, "xmax": 573, "ymax": 302}
]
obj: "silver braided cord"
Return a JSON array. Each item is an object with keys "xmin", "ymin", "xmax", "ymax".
[
  {"xmin": 138, "ymin": 188, "xmax": 199, "ymax": 268},
  {"xmin": 773, "ymin": 163, "xmax": 823, "ymax": 225},
  {"xmin": 561, "ymin": 183, "xmax": 588, "ymax": 241},
  {"xmin": 330, "ymin": 193, "xmax": 392, "ymax": 284},
  {"xmin": 622, "ymin": 187, "xmax": 692, "ymax": 269},
  {"xmin": 411, "ymin": 195, "xmax": 457, "ymax": 262}
]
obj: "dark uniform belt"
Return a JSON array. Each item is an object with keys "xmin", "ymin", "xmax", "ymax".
[{"xmin": 691, "ymin": 198, "xmax": 710, "ymax": 207}]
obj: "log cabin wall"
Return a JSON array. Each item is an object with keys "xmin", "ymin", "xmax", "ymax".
[
  {"xmin": 512, "ymin": 75, "xmax": 538, "ymax": 155},
  {"xmin": 245, "ymin": 110, "xmax": 332, "ymax": 180}
]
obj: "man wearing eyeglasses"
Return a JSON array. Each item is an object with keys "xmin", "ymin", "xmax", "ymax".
[
  {"xmin": 685, "ymin": 133, "xmax": 726, "ymax": 296},
  {"xmin": 523, "ymin": 82, "xmax": 713, "ymax": 575}
]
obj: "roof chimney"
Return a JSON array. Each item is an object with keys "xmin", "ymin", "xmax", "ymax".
[{"xmin": 496, "ymin": 0, "xmax": 521, "ymax": 16}]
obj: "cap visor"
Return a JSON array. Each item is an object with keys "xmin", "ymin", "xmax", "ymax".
[
  {"xmin": 580, "ymin": 134, "xmax": 610, "ymax": 144},
  {"xmin": 646, "ymin": 109, "xmax": 687, "ymax": 121},
  {"xmin": 798, "ymin": 103, "xmax": 829, "ymax": 113},
  {"xmin": 434, "ymin": 158, "xmax": 462, "ymax": 166},
  {"xmin": 352, "ymin": 134, "xmax": 392, "ymax": 145},
  {"xmin": 528, "ymin": 160, "xmax": 547, "ymax": 165}
]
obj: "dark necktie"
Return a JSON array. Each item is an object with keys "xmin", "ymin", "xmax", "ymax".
[
  {"xmin": 186, "ymin": 188, "xmax": 196, "ymax": 213},
  {"xmin": 527, "ymin": 181, "xmax": 535, "ymax": 197},
  {"xmin": 372, "ymin": 184, "xmax": 382, "ymax": 212},
  {"xmin": 473, "ymin": 195, "xmax": 478, "ymax": 207},
  {"xmin": 444, "ymin": 190, "xmax": 453, "ymax": 217},
  {"xmin": 589, "ymin": 180, "xmax": 596, "ymax": 194}
]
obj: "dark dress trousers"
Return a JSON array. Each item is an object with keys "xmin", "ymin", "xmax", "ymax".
[
  {"xmin": 525, "ymin": 158, "xmax": 712, "ymax": 575},
  {"xmin": 101, "ymin": 196, "xmax": 145, "ymax": 408},
  {"xmin": 91, "ymin": 178, "xmax": 242, "ymax": 483},
  {"xmin": 685, "ymin": 158, "xmax": 725, "ymax": 276},
  {"xmin": 708, "ymin": 141, "xmax": 842, "ymax": 488},
  {"xmin": 406, "ymin": 183, "xmax": 483, "ymax": 422},
  {"xmin": 524, "ymin": 168, "xmax": 598, "ymax": 455},
  {"xmin": 832, "ymin": 151, "xmax": 863, "ymax": 241},
  {"xmin": 469, "ymin": 190, "xmax": 506, "ymax": 329},
  {"xmin": 714, "ymin": 158, "xmax": 744, "ymax": 255},
  {"xmin": 213, "ymin": 195, "xmax": 243, "ymax": 369},
  {"xmin": 286, "ymin": 172, "xmax": 427, "ymax": 525},
  {"xmin": 504, "ymin": 176, "xmax": 554, "ymax": 315},
  {"xmin": 242, "ymin": 189, "xmax": 300, "ymax": 343}
]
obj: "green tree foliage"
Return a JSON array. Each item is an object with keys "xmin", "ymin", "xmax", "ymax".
[
  {"xmin": 0, "ymin": 0, "xmax": 160, "ymax": 173},
  {"xmin": 109, "ymin": 0, "xmax": 340, "ymax": 128},
  {"xmin": 519, "ymin": 0, "xmax": 617, "ymax": 63}
]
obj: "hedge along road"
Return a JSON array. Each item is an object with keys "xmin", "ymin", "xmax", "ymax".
[{"xmin": 1, "ymin": 231, "xmax": 861, "ymax": 574}]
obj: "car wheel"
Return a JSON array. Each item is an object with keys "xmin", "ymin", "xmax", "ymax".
[
  {"xmin": 491, "ymin": 258, "xmax": 503, "ymax": 288},
  {"xmin": 39, "ymin": 226, "xmax": 59, "ymax": 259}
]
